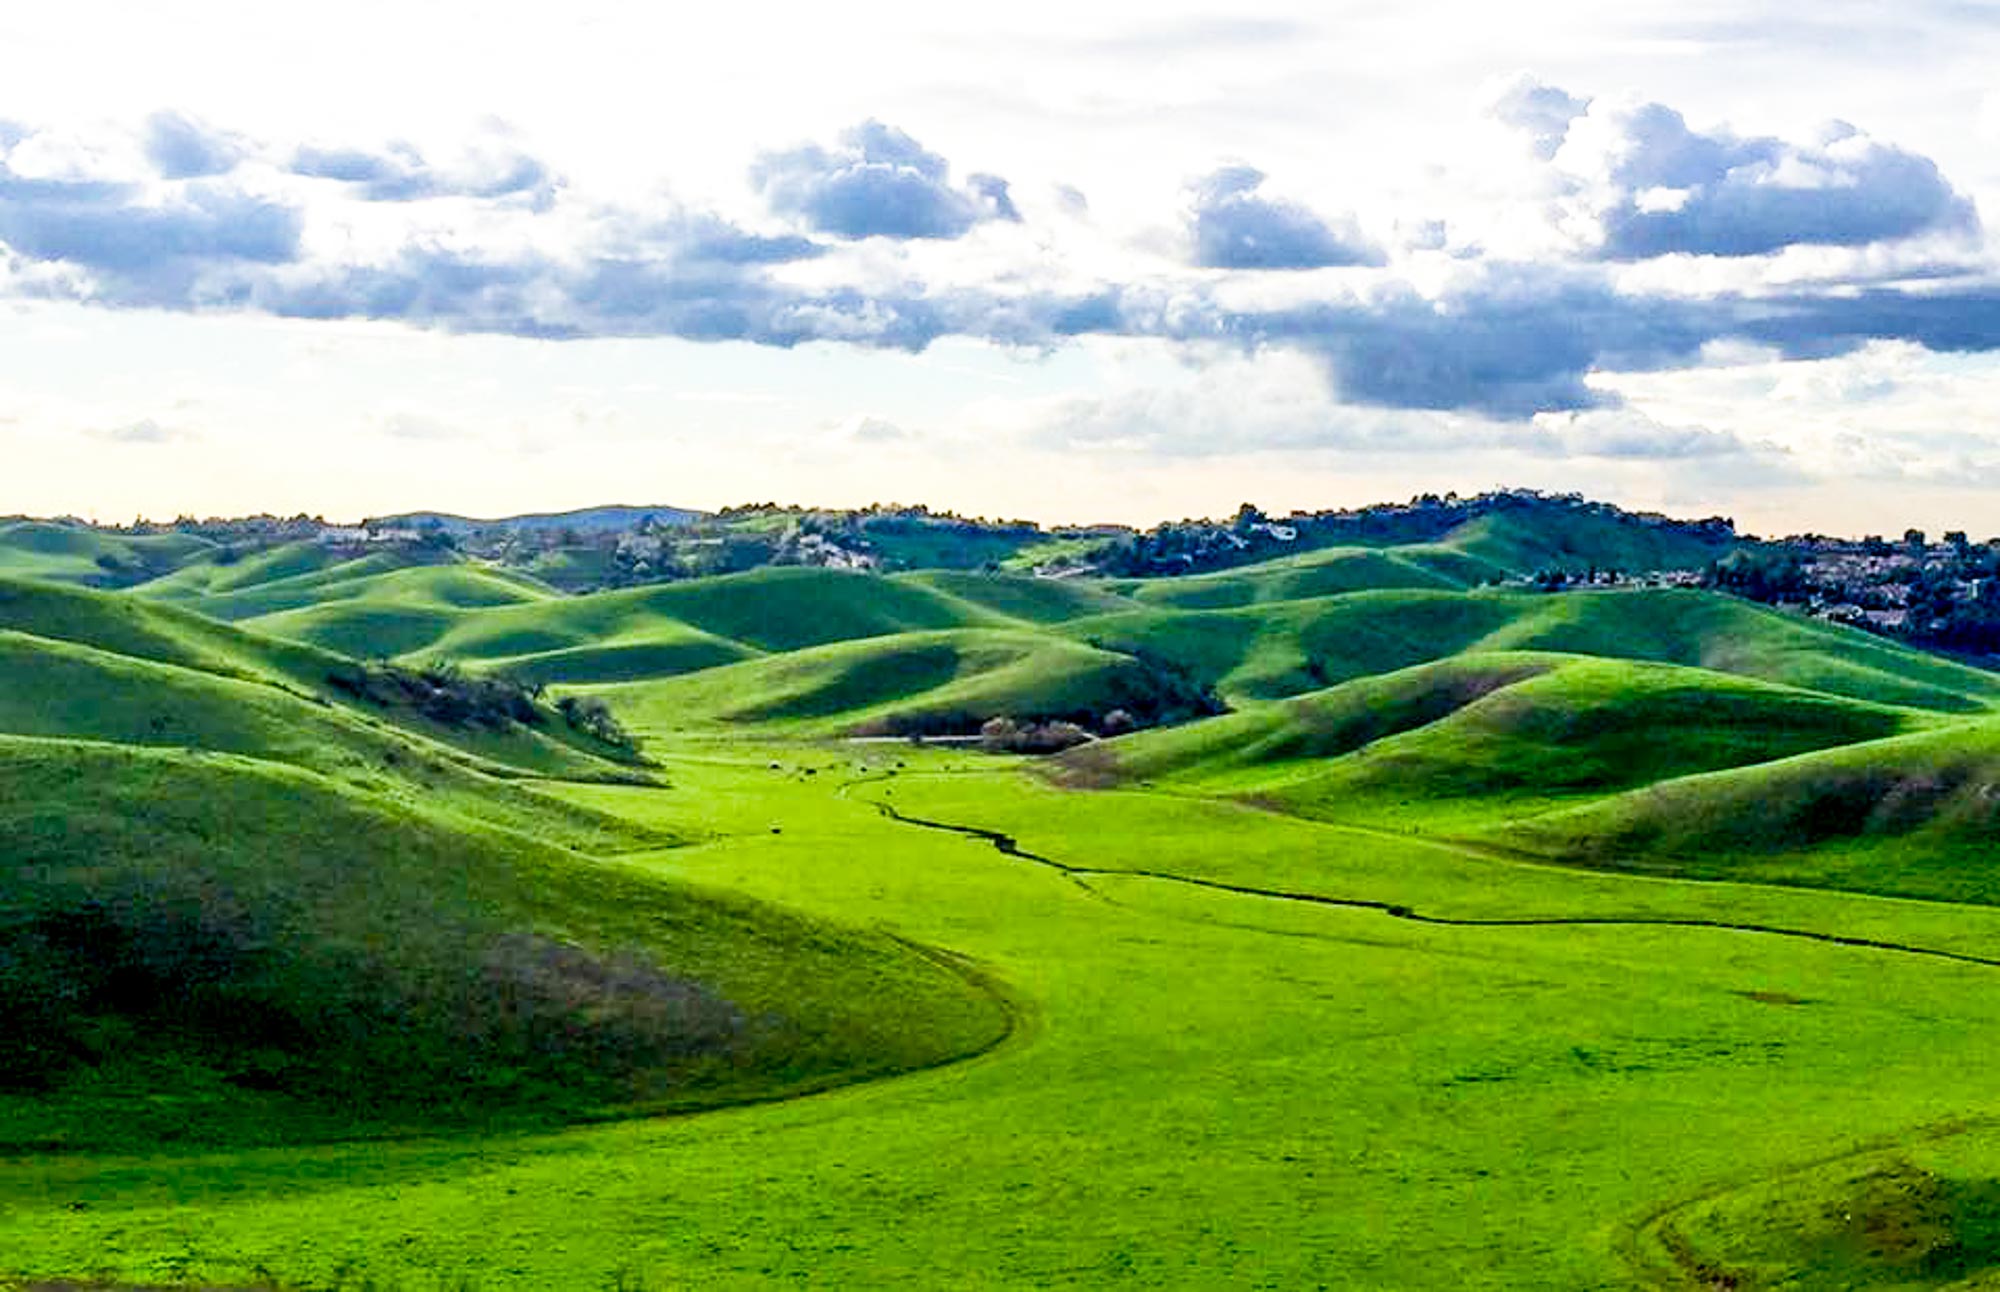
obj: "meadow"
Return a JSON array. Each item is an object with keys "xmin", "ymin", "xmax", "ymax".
[{"xmin": 5, "ymin": 511, "xmax": 2000, "ymax": 1288}]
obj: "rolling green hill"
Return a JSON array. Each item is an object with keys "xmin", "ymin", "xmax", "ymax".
[
  {"xmin": 0, "ymin": 520, "xmax": 215, "ymax": 586},
  {"xmin": 0, "ymin": 737, "xmax": 1006, "ymax": 1152},
  {"xmin": 229, "ymin": 565, "xmax": 1014, "ymax": 672},
  {"xmin": 894, "ymin": 569, "xmax": 1144, "ymax": 622},
  {"xmin": 1107, "ymin": 545, "xmax": 1475, "ymax": 609},
  {"xmin": 588, "ymin": 627, "xmax": 1213, "ymax": 736},
  {"xmin": 0, "ymin": 577, "xmax": 640, "ymax": 780},
  {"xmin": 143, "ymin": 548, "xmax": 550, "ymax": 624},
  {"xmin": 1063, "ymin": 652, "xmax": 1931, "ymax": 822},
  {"xmin": 1498, "ymin": 718, "xmax": 2000, "ymax": 903},
  {"xmin": 1063, "ymin": 586, "xmax": 2000, "ymax": 710}
]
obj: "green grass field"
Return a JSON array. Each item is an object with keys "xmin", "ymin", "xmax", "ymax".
[{"xmin": 7, "ymin": 527, "xmax": 2000, "ymax": 1289}]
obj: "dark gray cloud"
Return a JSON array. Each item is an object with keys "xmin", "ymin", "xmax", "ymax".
[
  {"xmin": 144, "ymin": 111, "xmax": 244, "ymax": 179},
  {"xmin": 752, "ymin": 120, "xmax": 1019, "ymax": 240},
  {"xmin": 1728, "ymin": 285, "xmax": 2000, "ymax": 359},
  {"xmin": 290, "ymin": 140, "xmax": 554, "ymax": 204},
  {"xmin": 1575, "ymin": 101, "xmax": 1977, "ymax": 259},
  {"xmin": 0, "ymin": 161, "xmax": 301, "ymax": 297},
  {"xmin": 1187, "ymin": 166, "xmax": 1384, "ymax": 270},
  {"xmin": 242, "ymin": 245, "xmax": 954, "ymax": 353},
  {"xmin": 1224, "ymin": 274, "xmax": 1704, "ymax": 417}
]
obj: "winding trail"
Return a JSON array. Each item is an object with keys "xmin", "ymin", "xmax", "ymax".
[{"xmin": 864, "ymin": 798, "xmax": 2000, "ymax": 970}]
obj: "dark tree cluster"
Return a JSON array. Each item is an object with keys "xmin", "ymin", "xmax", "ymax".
[{"xmin": 327, "ymin": 659, "xmax": 545, "ymax": 731}]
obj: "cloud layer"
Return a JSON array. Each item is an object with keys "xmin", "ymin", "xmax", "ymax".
[{"xmin": 0, "ymin": 91, "xmax": 1994, "ymax": 435}]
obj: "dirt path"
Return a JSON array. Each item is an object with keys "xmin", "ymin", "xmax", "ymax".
[{"xmin": 863, "ymin": 797, "xmax": 2000, "ymax": 970}]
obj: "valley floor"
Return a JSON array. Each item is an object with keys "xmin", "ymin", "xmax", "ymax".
[{"xmin": 12, "ymin": 742, "xmax": 2000, "ymax": 1289}]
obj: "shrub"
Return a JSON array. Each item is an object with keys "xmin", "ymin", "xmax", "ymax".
[
  {"xmin": 980, "ymin": 717, "xmax": 1094, "ymax": 755},
  {"xmin": 557, "ymin": 695, "xmax": 638, "ymax": 751}
]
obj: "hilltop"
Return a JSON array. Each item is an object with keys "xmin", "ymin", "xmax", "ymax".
[{"xmin": 6, "ymin": 487, "xmax": 1742, "ymax": 594}]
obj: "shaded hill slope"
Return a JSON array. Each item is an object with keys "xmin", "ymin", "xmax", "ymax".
[
  {"xmin": 1496, "ymin": 719, "xmax": 2000, "ymax": 903},
  {"xmin": 0, "ymin": 737, "xmax": 1007, "ymax": 1151}
]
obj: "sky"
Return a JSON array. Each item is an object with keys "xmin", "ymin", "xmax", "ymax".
[{"xmin": 4, "ymin": 1, "xmax": 2000, "ymax": 535}]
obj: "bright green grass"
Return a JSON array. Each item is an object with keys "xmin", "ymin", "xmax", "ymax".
[
  {"xmin": 15, "ymin": 749, "xmax": 2000, "ymax": 1286},
  {"xmin": 8, "ymin": 567, "xmax": 2000, "ymax": 1288}
]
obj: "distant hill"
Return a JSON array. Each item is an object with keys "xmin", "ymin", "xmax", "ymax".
[{"xmin": 369, "ymin": 504, "xmax": 708, "ymax": 533}]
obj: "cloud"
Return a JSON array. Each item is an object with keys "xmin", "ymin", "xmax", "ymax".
[
  {"xmin": 1490, "ymin": 76, "xmax": 1591, "ymax": 160},
  {"xmin": 600, "ymin": 209, "xmax": 824, "ymax": 266},
  {"xmin": 752, "ymin": 120, "xmax": 1019, "ymax": 240},
  {"xmin": 290, "ymin": 138, "xmax": 554, "ymax": 204},
  {"xmin": 1558, "ymin": 99, "xmax": 1978, "ymax": 259},
  {"xmin": 86, "ymin": 417, "xmax": 192, "ymax": 444},
  {"xmin": 379, "ymin": 411, "xmax": 467, "ymax": 441},
  {"xmin": 0, "ymin": 162, "xmax": 301, "ymax": 297},
  {"xmin": 247, "ymin": 245, "xmax": 954, "ymax": 351},
  {"xmin": 1211, "ymin": 266, "xmax": 1709, "ymax": 416},
  {"xmin": 1009, "ymin": 346, "xmax": 1786, "ymax": 469},
  {"xmin": 1186, "ymin": 166, "xmax": 1384, "ymax": 270},
  {"xmin": 837, "ymin": 414, "xmax": 910, "ymax": 444},
  {"xmin": 143, "ymin": 111, "xmax": 245, "ymax": 179},
  {"xmin": 1526, "ymin": 408, "xmax": 1779, "ymax": 464}
]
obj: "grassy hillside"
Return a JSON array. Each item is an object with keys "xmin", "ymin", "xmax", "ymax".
[
  {"xmin": 233, "ymin": 565, "xmax": 1013, "ymax": 670},
  {"xmin": 1246, "ymin": 660, "xmax": 1926, "ymax": 825},
  {"xmin": 0, "ymin": 737, "xmax": 1007, "ymax": 1152},
  {"xmin": 0, "ymin": 577, "xmax": 641, "ymax": 779},
  {"xmin": 0, "ymin": 520, "xmax": 214, "ymax": 587},
  {"xmin": 589, "ymin": 628, "xmax": 1213, "ymax": 737},
  {"xmin": 149, "ymin": 551, "xmax": 551, "ymax": 624},
  {"xmin": 1066, "ymin": 652, "xmax": 1928, "ymax": 823},
  {"xmin": 1108, "ymin": 546, "xmax": 1472, "ymax": 609},
  {"xmin": 0, "ymin": 627, "xmax": 666, "ymax": 851},
  {"xmin": 895, "ymin": 570, "xmax": 1143, "ymax": 622},
  {"xmin": 1499, "ymin": 718, "xmax": 2000, "ymax": 903},
  {"xmin": 1063, "ymin": 587, "xmax": 2000, "ymax": 710},
  {"xmin": 1058, "ymin": 653, "xmax": 1566, "ymax": 784},
  {"xmin": 1434, "ymin": 506, "xmax": 1731, "ymax": 574}
]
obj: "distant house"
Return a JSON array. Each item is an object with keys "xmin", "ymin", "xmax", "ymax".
[{"xmin": 317, "ymin": 525, "xmax": 423, "ymax": 546}]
